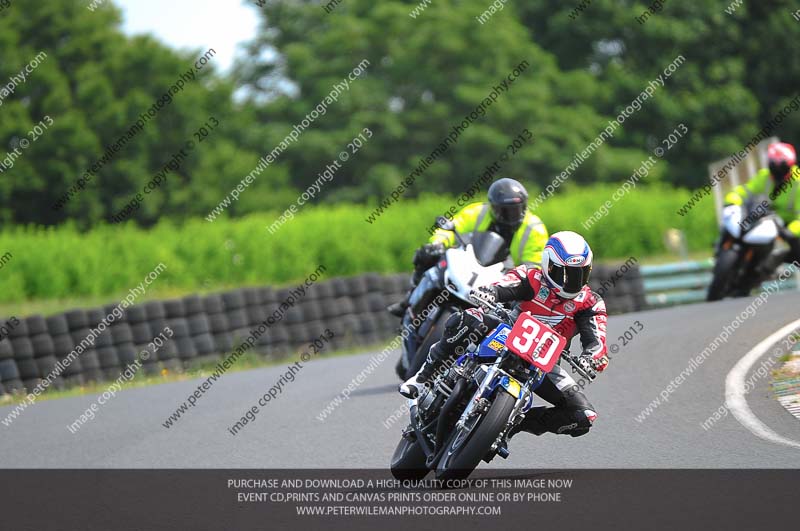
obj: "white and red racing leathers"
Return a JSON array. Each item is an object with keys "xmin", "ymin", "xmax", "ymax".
[{"xmin": 416, "ymin": 265, "xmax": 609, "ymax": 437}]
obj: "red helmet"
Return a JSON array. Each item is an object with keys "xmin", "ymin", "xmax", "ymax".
[{"xmin": 767, "ymin": 142, "xmax": 796, "ymax": 182}]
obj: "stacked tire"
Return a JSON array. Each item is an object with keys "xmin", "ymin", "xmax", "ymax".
[
  {"xmin": 70, "ymin": 309, "xmax": 102, "ymax": 383},
  {"xmin": 222, "ymin": 291, "xmax": 250, "ymax": 351},
  {"xmin": 0, "ymin": 272, "xmax": 465, "ymax": 397},
  {"xmin": 27, "ymin": 314, "xmax": 64, "ymax": 392},
  {"xmin": 149, "ymin": 301, "xmax": 181, "ymax": 372},
  {"xmin": 588, "ymin": 263, "xmax": 646, "ymax": 315},
  {"xmin": 56, "ymin": 311, "xmax": 84, "ymax": 388},
  {"xmin": 242, "ymin": 288, "xmax": 271, "ymax": 357},
  {"xmin": 187, "ymin": 294, "xmax": 219, "ymax": 365},
  {"xmin": 262, "ymin": 286, "xmax": 291, "ymax": 360},
  {"xmin": 85, "ymin": 308, "xmax": 121, "ymax": 382},
  {"xmin": 107, "ymin": 310, "xmax": 138, "ymax": 378},
  {"xmin": 0, "ymin": 318, "xmax": 23, "ymax": 395},
  {"xmin": 10, "ymin": 318, "xmax": 42, "ymax": 392},
  {"xmin": 126, "ymin": 305, "xmax": 157, "ymax": 376}
]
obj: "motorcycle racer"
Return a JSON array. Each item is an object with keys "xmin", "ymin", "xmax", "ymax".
[
  {"xmin": 387, "ymin": 178, "xmax": 549, "ymax": 317},
  {"xmin": 724, "ymin": 142, "xmax": 800, "ymax": 274},
  {"xmin": 400, "ymin": 231, "xmax": 609, "ymax": 439}
]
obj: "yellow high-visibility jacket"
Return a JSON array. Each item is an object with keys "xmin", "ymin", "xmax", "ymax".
[
  {"xmin": 725, "ymin": 166, "xmax": 800, "ymax": 236},
  {"xmin": 429, "ymin": 202, "xmax": 549, "ymax": 265}
]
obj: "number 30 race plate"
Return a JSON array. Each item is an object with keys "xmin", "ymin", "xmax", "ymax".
[{"xmin": 506, "ymin": 312, "xmax": 567, "ymax": 373}]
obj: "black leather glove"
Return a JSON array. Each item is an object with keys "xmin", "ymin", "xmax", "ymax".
[
  {"xmin": 469, "ymin": 285, "xmax": 497, "ymax": 307},
  {"xmin": 575, "ymin": 355, "xmax": 598, "ymax": 381},
  {"xmin": 413, "ymin": 242, "xmax": 445, "ymax": 269},
  {"xmin": 578, "ymin": 351, "xmax": 608, "ymax": 374}
]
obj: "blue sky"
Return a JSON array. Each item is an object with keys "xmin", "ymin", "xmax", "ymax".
[{"xmin": 115, "ymin": 0, "xmax": 260, "ymax": 73}]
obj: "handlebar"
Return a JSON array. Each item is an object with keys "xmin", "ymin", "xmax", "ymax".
[
  {"xmin": 467, "ymin": 294, "xmax": 514, "ymax": 324},
  {"xmin": 562, "ymin": 355, "xmax": 597, "ymax": 382},
  {"xmin": 435, "ymin": 216, "xmax": 468, "ymax": 247}
]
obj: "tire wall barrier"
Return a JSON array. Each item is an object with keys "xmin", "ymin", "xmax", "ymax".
[
  {"xmin": 0, "ymin": 264, "xmax": 644, "ymax": 396},
  {"xmin": 588, "ymin": 263, "xmax": 647, "ymax": 315}
]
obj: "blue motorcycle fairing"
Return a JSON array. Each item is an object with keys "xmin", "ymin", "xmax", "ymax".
[
  {"xmin": 482, "ymin": 369, "xmax": 545, "ymax": 410},
  {"xmin": 476, "ymin": 323, "xmax": 511, "ymax": 359}
]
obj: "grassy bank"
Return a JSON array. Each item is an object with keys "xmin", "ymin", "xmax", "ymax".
[{"xmin": 0, "ymin": 186, "xmax": 716, "ymax": 305}]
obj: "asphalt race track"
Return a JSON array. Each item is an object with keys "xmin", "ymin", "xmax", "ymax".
[{"xmin": 2, "ymin": 292, "xmax": 799, "ymax": 468}]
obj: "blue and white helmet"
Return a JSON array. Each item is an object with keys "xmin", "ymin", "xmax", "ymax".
[{"xmin": 541, "ymin": 231, "xmax": 593, "ymax": 299}]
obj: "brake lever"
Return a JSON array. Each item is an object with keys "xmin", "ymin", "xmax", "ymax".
[
  {"xmin": 563, "ymin": 355, "xmax": 596, "ymax": 382},
  {"xmin": 468, "ymin": 292, "xmax": 501, "ymax": 314},
  {"xmin": 469, "ymin": 296, "xmax": 513, "ymax": 325},
  {"xmin": 486, "ymin": 303, "xmax": 514, "ymax": 325}
]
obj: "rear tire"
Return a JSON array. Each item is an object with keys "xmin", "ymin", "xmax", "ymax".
[
  {"xmin": 707, "ymin": 249, "xmax": 739, "ymax": 302},
  {"xmin": 435, "ymin": 390, "xmax": 515, "ymax": 481},
  {"xmin": 390, "ymin": 432, "xmax": 429, "ymax": 481},
  {"xmin": 404, "ymin": 308, "xmax": 454, "ymax": 380}
]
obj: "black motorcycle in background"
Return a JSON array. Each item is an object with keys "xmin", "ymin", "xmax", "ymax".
[
  {"xmin": 395, "ymin": 218, "xmax": 511, "ymax": 380},
  {"xmin": 707, "ymin": 194, "xmax": 782, "ymax": 301}
]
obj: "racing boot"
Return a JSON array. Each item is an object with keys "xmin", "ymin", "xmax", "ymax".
[
  {"xmin": 512, "ymin": 407, "xmax": 549, "ymax": 437},
  {"xmin": 492, "ymin": 407, "xmax": 547, "ymax": 460},
  {"xmin": 398, "ymin": 341, "xmax": 451, "ymax": 398},
  {"xmin": 387, "ymin": 298, "xmax": 409, "ymax": 317},
  {"xmin": 386, "ymin": 269, "xmax": 432, "ymax": 318},
  {"xmin": 387, "ymin": 271, "xmax": 422, "ymax": 317},
  {"xmin": 522, "ymin": 407, "xmax": 596, "ymax": 438},
  {"xmin": 399, "ymin": 310, "xmax": 485, "ymax": 398},
  {"xmin": 398, "ymin": 364, "xmax": 431, "ymax": 399}
]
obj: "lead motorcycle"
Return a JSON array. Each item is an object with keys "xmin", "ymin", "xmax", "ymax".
[
  {"xmin": 390, "ymin": 298, "xmax": 596, "ymax": 481},
  {"xmin": 395, "ymin": 218, "xmax": 511, "ymax": 381},
  {"xmin": 707, "ymin": 194, "xmax": 781, "ymax": 301}
]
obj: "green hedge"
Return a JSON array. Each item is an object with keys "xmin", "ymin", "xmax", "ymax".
[{"xmin": 0, "ymin": 186, "xmax": 716, "ymax": 303}]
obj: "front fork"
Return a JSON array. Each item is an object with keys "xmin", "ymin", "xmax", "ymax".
[
  {"xmin": 455, "ymin": 360, "xmax": 501, "ymax": 431},
  {"xmin": 487, "ymin": 370, "xmax": 544, "ymax": 456},
  {"xmin": 455, "ymin": 359, "xmax": 545, "ymax": 459}
]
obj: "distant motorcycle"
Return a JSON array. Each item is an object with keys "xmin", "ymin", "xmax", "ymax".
[
  {"xmin": 707, "ymin": 194, "xmax": 780, "ymax": 301},
  {"xmin": 390, "ymin": 299, "xmax": 596, "ymax": 481},
  {"xmin": 395, "ymin": 218, "xmax": 510, "ymax": 381}
]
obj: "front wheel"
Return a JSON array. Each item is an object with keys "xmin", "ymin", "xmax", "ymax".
[
  {"xmin": 435, "ymin": 391, "xmax": 516, "ymax": 481},
  {"xmin": 706, "ymin": 248, "xmax": 740, "ymax": 301},
  {"xmin": 390, "ymin": 432, "xmax": 429, "ymax": 481}
]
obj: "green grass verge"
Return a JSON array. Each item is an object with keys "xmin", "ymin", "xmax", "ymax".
[
  {"xmin": 0, "ymin": 186, "xmax": 718, "ymax": 305},
  {"xmin": 0, "ymin": 342, "xmax": 392, "ymax": 405}
]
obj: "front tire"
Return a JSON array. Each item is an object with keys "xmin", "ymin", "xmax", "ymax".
[
  {"xmin": 390, "ymin": 432, "xmax": 429, "ymax": 481},
  {"xmin": 435, "ymin": 391, "xmax": 516, "ymax": 481},
  {"xmin": 707, "ymin": 248, "xmax": 739, "ymax": 301}
]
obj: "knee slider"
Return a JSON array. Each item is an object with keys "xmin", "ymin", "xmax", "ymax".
[
  {"xmin": 444, "ymin": 310, "xmax": 483, "ymax": 348},
  {"xmin": 542, "ymin": 407, "xmax": 597, "ymax": 437},
  {"xmin": 566, "ymin": 409, "xmax": 597, "ymax": 438},
  {"xmin": 443, "ymin": 311, "xmax": 463, "ymax": 331}
]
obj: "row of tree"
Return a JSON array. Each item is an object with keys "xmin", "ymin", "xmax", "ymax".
[{"xmin": 1, "ymin": 0, "xmax": 799, "ymax": 228}]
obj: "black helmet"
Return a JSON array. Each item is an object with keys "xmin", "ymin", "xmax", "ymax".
[{"xmin": 488, "ymin": 178, "xmax": 528, "ymax": 230}]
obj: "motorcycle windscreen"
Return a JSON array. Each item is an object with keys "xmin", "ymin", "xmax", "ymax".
[
  {"xmin": 506, "ymin": 312, "xmax": 567, "ymax": 373},
  {"xmin": 477, "ymin": 323, "xmax": 511, "ymax": 358},
  {"xmin": 471, "ymin": 231, "xmax": 510, "ymax": 267},
  {"xmin": 741, "ymin": 194, "xmax": 773, "ymax": 233}
]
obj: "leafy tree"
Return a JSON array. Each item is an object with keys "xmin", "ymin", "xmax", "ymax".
[
  {"xmin": 0, "ymin": 0, "xmax": 287, "ymax": 228},
  {"xmin": 236, "ymin": 0, "xmax": 654, "ymax": 205},
  {"xmin": 516, "ymin": 0, "xmax": 800, "ymax": 187},
  {"xmin": 4, "ymin": 0, "xmax": 800, "ymax": 228}
]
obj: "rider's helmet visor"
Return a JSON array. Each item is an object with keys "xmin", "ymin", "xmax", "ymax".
[{"xmin": 548, "ymin": 263, "xmax": 592, "ymax": 294}]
